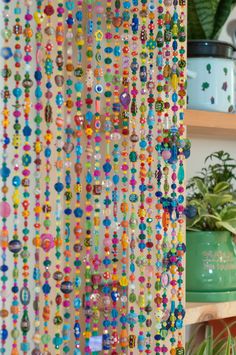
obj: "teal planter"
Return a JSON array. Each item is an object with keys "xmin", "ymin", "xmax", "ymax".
[{"xmin": 187, "ymin": 231, "xmax": 236, "ymax": 302}]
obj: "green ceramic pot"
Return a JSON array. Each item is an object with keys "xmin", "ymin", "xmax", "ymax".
[{"xmin": 186, "ymin": 231, "xmax": 236, "ymax": 302}]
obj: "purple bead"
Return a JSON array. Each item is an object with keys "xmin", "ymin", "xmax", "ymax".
[{"xmin": 119, "ymin": 91, "xmax": 131, "ymax": 106}]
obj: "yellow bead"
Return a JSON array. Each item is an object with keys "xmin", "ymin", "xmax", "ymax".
[
  {"xmin": 34, "ymin": 11, "xmax": 45, "ymax": 24},
  {"xmin": 171, "ymin": 74, "xmax": 178, "ymax": 90},
  {"xmin": 119, "ymin": 276, "xmax": 128, "ymax": 287}
]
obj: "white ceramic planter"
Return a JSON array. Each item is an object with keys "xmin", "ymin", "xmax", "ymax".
[
  {"xmin": 187, "ymin": 41, "xmax": 236, "ymax": 113},
  {"xmin": 188, "ymin": 57, "xmax": 235, "ymax": 112}
]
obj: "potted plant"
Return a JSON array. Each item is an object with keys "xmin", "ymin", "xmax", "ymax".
[
  {"xmin": 186, "ymin": 151, "xmax": 236, "ymax": 302},
  {"xmin": 186, "ymin": 322, "xmax": 236, "ymax": 355},
  {"xmin": 187, "ymin": 0, "xmax": 236, "ymax": 112}
]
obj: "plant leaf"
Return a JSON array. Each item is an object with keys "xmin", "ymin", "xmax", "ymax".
[
  {"xmin": 216, "ymin": 220, "xmax": 236, "ymax": 234},
  {"xmin": 205, "ymin": 193, "xmax": 233, "ymax": 208},
  {"xmin": 193, "ymin": 0, "xmax": 219, "ymax": 38},
  {"xmin": 213, "ymin": 0, "xmax": 235, "ymax": 38},
  {"xmin": 188, "ymin": 1, "xmax": 206, "ymax": 39},
  {"xmin": 213, "ymin": 181, "xmax": 230, "ymax": 194},
  {"xmin": 205, "ymin": 325, "xmax": 213, "ymax": 355},
  {"xmin": 194, "ymin": 178, "xmax": 208, "ymax": 196},
  {"xmin": 195, "ymin": 340, "xmax": 207, "ymax": 355},
  {"xmin": 185, "ymin": 324, "xmax": 205, "ymax": 354},
  {"xmin": 225, "ymin": 335, "xmax": 232, "ymax": 355},
  {"xmin": 214, "ymin": 339, "xmax": 227, "ymax": 354},
  {"xmin": 220, "ymin": 206, "xmax": 236, "ymax": 221}
]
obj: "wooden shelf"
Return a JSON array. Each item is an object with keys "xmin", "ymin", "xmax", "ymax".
[
  {"xmin": 186, "ymin": 301, "xmax": 236, "ymax": 325},
  {"xmin": 185, "ymin": 109, "xmax": 236, "ymax": 138}
]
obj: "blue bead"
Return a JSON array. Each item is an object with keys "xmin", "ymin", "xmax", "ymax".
[
  {"xmin": 0, "ymin": 166, "xmax": 10, "ymax": 179},
  {"xmin": 0, "ymin": 264, "xmax": 8, "ymax": 272},
  {"xmin": 103, "ymin": 218, "xmax": 111, "ymax": 227},
  {"xmin": 120, "ymin": 315, "xmax": 126, "ymax": 324},
  {"xmin": 4, "ymin": 137, "xmax": 10, "ymax": 145},
  {"xmin": 103, "ymin": 320, "xmax": 110, "ymax": 328},
  {"xmin": 1, "ymin": 329, "xmax": 8, "ymax": 340},
  {"xmin": 64, "ymin": 208, "xmax": 72, "ymax": 215},
  {"xmin": 74, "ymin": 298, "xmax": 81, "ymax": 309},
  {"xmin": 74, "ymin": 208, "xmax": 83, "ymax": 218},
  {"xmin": 114, "ymin": 46, "xmax": 121, "ymax": 57},
  {"xmin": 124, "ymin": 1, "xmax": 131, "ymax": 8},
  {"xmin": 103, "ymin": 162, "xmax": 112, "ymax": 173},
  {"xmin": 45, "ymin": 147, "xmax": 51, "ymax": 158},
  {"xmin": 23, "ymin": 125, "xmax": 32, "ymax": 137},
  {"xmin": 65, "ymin": 174, "xmax": 71, "ymax": 185},
  {"xmin": 138, "ymin": 242, "xmax": 146, "ymax": 250},
  {"xmin": 104, "ymin": 47, "xmax": 113, "ymax": 53},
  {"xmin": 86, "ymin": 172, "xmax": 92, "ymax": 184},
  {"xmin": 46, "ymin": 82, "xmax": 52, "ymax": 89},
  {"xmin": 66, "ymin": 17, "xmax": 74, "ymax": 25},
  {"xmin": 20, "ymin": 342, "xmax": 30, "ymax": 352},
  {"xmin": 1, "ymin": 47, "xmax": 13, "ymax": 60},
  {"xmin": 13, "ymin": 87, "xmax": 22, "ymax": 98},
  {"xmin": 35, "ymin": 70, "xmax": 42, "ymax": 81},
  {"xmin": 76, "ymin": 11, "xmax": 83, "ymax": 21},
  {"xmin": 42, "ymin": 283, "xmax": 51, "ymax": 295},
  {"xmin": 74, "ymin": 82, "xmax": 83, "ymax": 92},
  {"xmin": 12, "ymin": 286, "xmax": 19, "ymax": 293},
  {"xmin": 111, "ymin": 309, "xmax": 118, "ymax": 318},
  {"xmin": 66, "ymin": 1, "xmax": 74, "ymax": 10},
  {"xmin": 12, "ymin": 176, "xmax": 21, "ymax": 187},
  {"xmin": 35, "ymin": 86, "xmax": 42, "ymax": 99},
  {"xmin": 85, "ymin": 111, "xmax": 93, "ymax": 122},
  {"xmin": 54, "ymin": 182, "xmax": 64, "ymax": 192},
  {"xmin": 56, "ymin": 94, "xmax": 64, "ymax": 106}
]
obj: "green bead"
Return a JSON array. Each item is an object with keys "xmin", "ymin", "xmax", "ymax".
[
  {"xmin": 41, "ymin": 333, "xmax": 51, "ymax": 344},
  {"xmin": 129, "ymin": 293, "xmax": 136, "ymax": 303}
]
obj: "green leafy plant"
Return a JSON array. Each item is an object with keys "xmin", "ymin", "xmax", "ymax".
[
  {"xmin": 186, "ymin": 151, "xmax": 236, "ymax": 233},
  {"xmin": 186, "ymin": 322, "xmax": 236, "ymax": 355},
  {"xmin": 188, "ymin": 0, "xmax": 236, "ymax": 40}
]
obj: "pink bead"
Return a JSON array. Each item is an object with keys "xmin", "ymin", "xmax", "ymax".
[
  {"xmin": 63, "ymin": 300, "xmax": 70, "ymax": 307},
  {"xmin": 35, "ymin": 103, "xmax": 43, "ymax": 111},
  {"xmin": 64, "ymin": 267, "xmax": 71, "ymax": 273},
  {"xmin": 23, "ymin": 169, "xmax": 30, "ymax": 176},
  {"xmin": 103, "ymin": 238, "xmax": 112, "ymax": 247},
  {"xmin": 95, "ymin": 5, "xmax": 104, "ymax": 13},
  {"xmin": 162, "ymin": 150, "xmax": 171, "ymax": 160},
  {"xmin": 0, "ymin": 201, "xmax": 11, "ymax": 218},
  {"xmin": 86, "ymin": 205, "xmax": 93, "ymax": 212}
]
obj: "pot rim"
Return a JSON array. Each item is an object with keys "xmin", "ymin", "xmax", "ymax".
[{"xmin": 188, "ymin": 40, "xmax": 236, "ymax": 59}]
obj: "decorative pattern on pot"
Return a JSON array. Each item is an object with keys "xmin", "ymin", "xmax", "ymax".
[
  {"xmin": 186, "ymin": 231, "xmax": 236, "ymax": 302},
  {"xmin": 187, "ymin": 40, "xmax": 235, "ymax": 113},
  {"xmin": 188, "ymin": 57, "xmax": 235, "ymax": 112}
]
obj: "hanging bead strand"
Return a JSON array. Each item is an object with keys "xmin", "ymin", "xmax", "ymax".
[
  {"xmin": 73, "ymin": 0, "xmax": 84, "ymax": 353},
  {"xmin": 91, "ymin": 1, "xmax": 103, "ymax": 350},
  {"xmin": 52, "ymin": 0, "xmax": 65, "ymax": 352},
  {"xmin": 128, "ymin": 0, "xmax": 140, "ymax": 351},
  {"xmin": 119, "ymin": 0, "xmax": 131, "ymax": 352},
  {"xmin": 144, "ymin": 1, "xmax": 156, "ymax": 353},
  {"xmin": 61, "ymin": 1, "xmax": 75, "ymax": 353},
  {"xmin": 20, "ymin": 0, "xmax": 33, "ymax": 352},
  {"xmin": 10, "ymin": 1, "xmax": 23, "ymax": 353},
  {"xmin": 41, "ymin": 0, "xmax": 55, "ymax": 351},
  {"xmin": 31, "ymin": 1, "xmax": 44, "ymax": 354},
  {"xmin": 84, "ymin": 1, "xmax": 94, "ymax": 353},
  {"xmin": 0, "ymin": 0, "xmax": 12, "ymax": 352}
]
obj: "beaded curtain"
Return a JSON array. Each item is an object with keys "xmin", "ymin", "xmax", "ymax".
[{"xmin": 0, "ymin": 0, "xmax": 189, "ymax": 354}]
